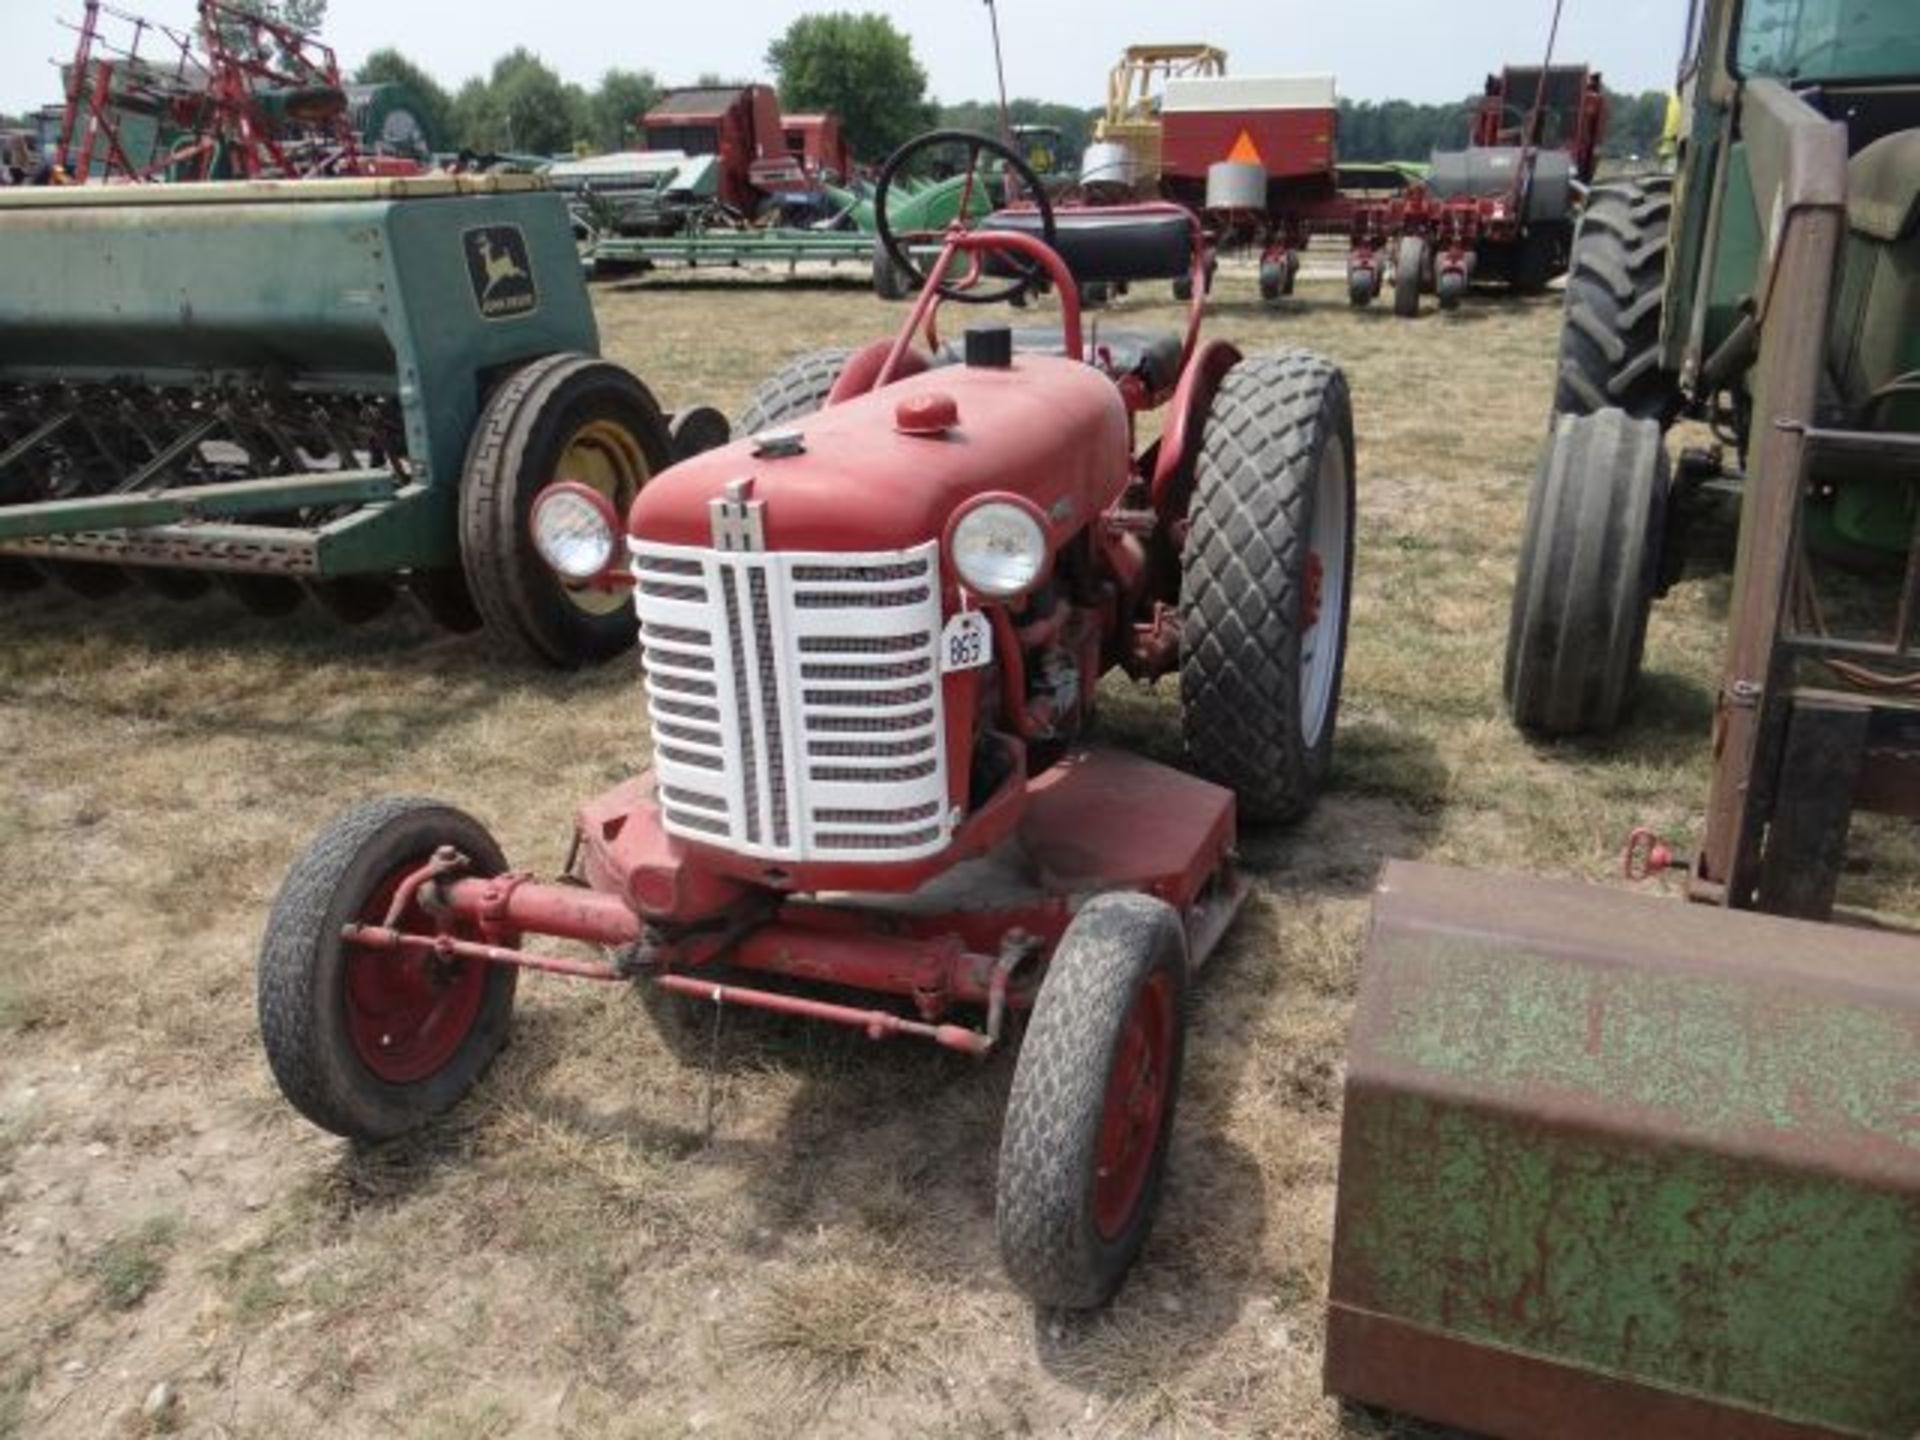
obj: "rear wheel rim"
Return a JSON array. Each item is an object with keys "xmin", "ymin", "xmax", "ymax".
[
  {"xmin": 343, "ymin": 865, "xmax": 487, "ymax": 1085},
  {"xmin": 1300, "ymin": 437, "xmax": 1349, "ymax": 749},
  {"xmin": 554, "ymin": 417, "xmax": 651, "ymax": 618},
  {"xmin": 1093, "ymin": 969, "xmax": 1176, "ymax": 1240}
]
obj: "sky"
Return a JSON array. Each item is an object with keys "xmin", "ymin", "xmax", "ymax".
[{"xmin": 3, "ymin": 0, "xmax": 1684, "ymax": 120}]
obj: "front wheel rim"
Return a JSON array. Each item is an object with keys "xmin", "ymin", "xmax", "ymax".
[
  {"xmin": 553, "ymin": 417, "xmax": 651, "ymax": 617},
  {"xmin": 343, "ymin": 864, "xmax": 488, "ymax": 1084},
  {"xmin": 1092, "ymin": 969, "xmax": 1176, "ymax": 1240},
  {"xmin": 1300, "ymin": 437, "xmax": 1350, "ymax": 749}
]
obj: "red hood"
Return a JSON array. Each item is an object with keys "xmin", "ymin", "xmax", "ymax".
[{"xmin": 628, "ymin": 356, "xmax": 1130, "ymax": 553}]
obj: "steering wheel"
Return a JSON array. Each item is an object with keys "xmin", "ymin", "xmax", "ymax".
[{"xmin": 873, "ymin": 129, "xmax": 1056, "ymax": 305}]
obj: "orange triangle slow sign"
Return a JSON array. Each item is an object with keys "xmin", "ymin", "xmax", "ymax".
[{"xmin": 1227, "ymin": 128, "xmax": 1264, "ymax": 165}]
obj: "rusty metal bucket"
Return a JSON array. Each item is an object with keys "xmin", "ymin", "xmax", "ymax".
[{"xmin": 1327, "ymin": 860, "xmax": 1920, "ymax": 1439}]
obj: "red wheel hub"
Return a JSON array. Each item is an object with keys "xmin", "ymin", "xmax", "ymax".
[
  {"xmin": 1093, "ymin": 969, "xmax": 1176, "ymax": 1240},
  {"xmin": 344, "ymin": 866, "xmax": 489, "ymax": 1085},
  {"xmin": 1301, "ymin": 550, "xmax": 1325, "ymax": 630}
]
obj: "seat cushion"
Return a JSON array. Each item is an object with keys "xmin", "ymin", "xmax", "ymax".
[
  {"xmin": 937, "ymin": 327, "xmax": 1184, "ymax": 393},
  {"xmin": 1830, "ymin": 129, "xmax": 1920, "ymax": 428},
  {"xmin": 979, "ymin": 207, "xmax": 1193, "ymax": 283},
  {"xmin": 1846, "ymin": 130, "xmax": 1920, "ymax": 242}
]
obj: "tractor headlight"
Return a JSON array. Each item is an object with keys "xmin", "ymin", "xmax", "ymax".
[
  {"xmin": 531, "ymin": 482, "xmax": 620, "ymax": 581},
  {"xmin": 949, "ymin": 497, "xmax": 1049, "ymax": 600}
]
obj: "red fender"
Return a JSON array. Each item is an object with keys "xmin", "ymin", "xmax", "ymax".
[
  {"xmin": 826, "ymin": 336, "xmax": 933, "ymax": 407},
  {"xmin": 1149, "ymin": 337, "xmax": 1242, "ymax": 516}
]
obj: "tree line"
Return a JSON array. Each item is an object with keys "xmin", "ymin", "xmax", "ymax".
[{"xmin": 7, "ymin": 3, "xmax": 1672, "ymax": 167}]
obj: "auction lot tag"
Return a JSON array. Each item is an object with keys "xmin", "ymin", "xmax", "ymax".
[{"xmin": 940, "ymin": 611, "xmax": 993, "ymax": 672}]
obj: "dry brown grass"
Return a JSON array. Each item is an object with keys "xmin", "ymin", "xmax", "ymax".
[{"xmin": 1, "ymin": 259, "xmax": 1903, "ymax": 1437}]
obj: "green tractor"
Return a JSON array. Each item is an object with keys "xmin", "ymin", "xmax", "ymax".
[
  {"xmin": 1506, "ymin": 0, "xmax": 1919, "ymax": 738},
  {"xmin": 1327, "ymin": 4, "xmax": 1920, "ymax": 1436}
]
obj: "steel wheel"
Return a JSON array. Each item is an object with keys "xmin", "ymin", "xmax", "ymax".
[
  {"xmin": 1091, "ymin": 968, "xmax": 1177, "ymax": 1240},
  {"xmin": 1300, "ymin": 436, "xmax": 1351, "ymax": 751},
  {"xmin": 342, "ymin": 866, "xmax": 491, "ymax": 1085},
  {"xmin": 554, "ymin": 417, "xmax": 652, "ymax": 618}
]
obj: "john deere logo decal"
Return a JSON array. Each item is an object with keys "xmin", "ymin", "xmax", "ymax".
[{"xmin": 464, "ymin": 225, "xmax": 537, "ymax": 319}]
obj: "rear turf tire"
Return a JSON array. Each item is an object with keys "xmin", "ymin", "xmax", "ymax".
[
  {"xmin": 1181, "ymin": 351, "xmax": 1356, "ymax": 823},
  {"xmin": 257, "ymin": 797, "xmax": 519, "ymax": 1141},
  {"xmin": 1505, "ymin": 408, "xmax": 1669, "ymax": 736},
  {"xmin": 997, "ymin": 893, "xmax": 1188, "ymax": 1310},
  {"xmin": 1555, "ymin": 178, "xmax": 1674, "ymax": 419},
  {"xmin": 460, "ymin": 353, "xmax": 672, "ymax": 667},
  {"xmin": 735, "ymin": 348, "xmax": 854, "ymax": 434}
]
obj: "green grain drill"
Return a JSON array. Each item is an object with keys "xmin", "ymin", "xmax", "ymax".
[{"xmin": 0, "ymin": 175, "xmax": 713, "ymax": 665}]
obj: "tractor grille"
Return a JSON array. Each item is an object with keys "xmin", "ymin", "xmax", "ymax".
[{"xmin": 631, "ymin": 539, "xmax": 951, "ymax": 862}]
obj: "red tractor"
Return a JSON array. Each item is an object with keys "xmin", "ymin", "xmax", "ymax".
[{"xmin": 256, "ymin": 132, "xmax": 1357, "ymax": 1308}]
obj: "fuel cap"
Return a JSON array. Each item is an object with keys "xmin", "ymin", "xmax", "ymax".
[
  {"xmin": 895, "ymin": 391, "xmax": 958, "ymax": 436},
  {"xmin": 751, "ymin": 429, "xmax": 805, "ymax": 458}
]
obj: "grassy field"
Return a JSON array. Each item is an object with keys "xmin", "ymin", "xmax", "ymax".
[{"xmin": 0, "ymin": 264, "xmax": 1880, "ymax": 1438}]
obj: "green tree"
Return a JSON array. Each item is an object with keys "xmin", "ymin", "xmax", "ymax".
[
  {"xmin": 354, "ymin": 48, "xmax": 452, "ymax": 151},
  {"xmin": 590, "ymin": 68, "xmax": 661, "ymax": 152},
  {"xmin": 766, "ymin": 11, "xmax": 935, "ymax": 162},
  {"xmin": 449, "ymin": 49, "xmax": 584, "ymax": 156},
  {"xmin": 212, "ymin": 0, "xmax": 328, "ymax": 53}
]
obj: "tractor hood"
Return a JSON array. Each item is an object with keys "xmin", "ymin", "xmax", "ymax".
[{"xmin": 628, "ymin": 356, "xmax": 1130, "ymax": 555}]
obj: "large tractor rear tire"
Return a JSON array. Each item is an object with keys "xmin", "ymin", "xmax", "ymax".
[
  {"xmin": 735, "ymin": 348, "xmax": 855, "ymax": 434},
  {"xmin": 257, "ymin": 796, "xmax": 519, "ymax": 1141},
  {"xmin": 1181, "ymin": 351, "xmax": 1355, "ymax": 823},
  {"xmin": 1555, "ymin": 178, "xmax": 1675, "ymax": 419},
  {"xmin": 460, "ymin": 353, "xmax": 672, "ymax": 668},
  {"xmin": 1505, "ymin": 408, "xmax": 1669, "ymax": 736},
  {"xmin": 997, "ymin": 892, "xmax": 1188, "ymax": 1310}
]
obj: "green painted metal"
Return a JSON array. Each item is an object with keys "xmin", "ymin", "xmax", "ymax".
[
  {"xmin": 586, "ymin": 170, "xmax": 997, "ymax": 277},
  {"xmin": 589, "ymin": 227, "xmax": 877, "ymax": 271},
  {"xmin": 0, "ymin": 176, "xmax": 595, "ymax": 576},
  {"xmin": 0, "ymin": 470, "xmax": 402, "ymax": 542},
  {"xmin": 1328, "ymin": 861, "xmax": 1920, "ymax": 1439}
]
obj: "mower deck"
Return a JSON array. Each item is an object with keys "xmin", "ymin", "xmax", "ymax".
[{"xmin": 365, "ymin": 746, "xmax": 1245, "ymax": 1057}]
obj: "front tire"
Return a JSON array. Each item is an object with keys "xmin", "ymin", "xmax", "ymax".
[
  {"xmin": 257, "ymin": 797, "xmax": 519, "ymax": 1141},
  {"xmin": 1505, "ymin": 408, "xmax": 1669, "ymax": 736},
  {"xmin": 997, "ymin": 893, "xmax": 1188, "ymax": 1310},
  {"xmin": 1181, "ymin": 351, "xmax": 1356, "ymax": 823},
  {"xmin": 459, "ymin": 353, "xmax": 672, "ymax": 667}
]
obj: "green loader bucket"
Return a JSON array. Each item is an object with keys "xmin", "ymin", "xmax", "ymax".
[{"xmin": 1328, "ymin": 861, "xmax": 1920, "ymax": 1439}]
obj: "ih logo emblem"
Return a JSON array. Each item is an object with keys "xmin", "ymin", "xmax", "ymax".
[
  {"xmin": 710, "ymin": 477, "xmax": 765, "ymax": 551},
  {"xmin": 463, "ymin": 225, "xmax": 537, "ymax": 319}
]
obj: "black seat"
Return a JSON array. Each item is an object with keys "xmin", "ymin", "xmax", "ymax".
[
  {"xmin": 937, "ymin": 327, "xmax": 1184, "ymax": 393},
  {"xmin": 979, "ymin": 206, "xmax": 1193, "ymax": 284}
]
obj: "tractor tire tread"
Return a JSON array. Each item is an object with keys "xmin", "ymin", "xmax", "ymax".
[
  {"xmin": 735, "ymin": 348, "xmax": 856, "ymax": 435},
  {"xmin": 997, "ymin": 893, "xmax": 1188, "ymax": 1310},
  {"xmin": 1504, "ymin": 408, "xmax": 1670, "ymax": 735},
  {"xmin": 257, "ymin": 796, "xmax": 517, "ymax": 1141},
  {"xmin": 1180, "ymin": 350, "xmax": 1354, "ymax": 823},
  {"xmin": 1553, "ymin": 177, "xmax": 1675, "ymax": 421},
  {"xmin": 460, "ymin": 353, "xmax": 670, "ymax": 668}
]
